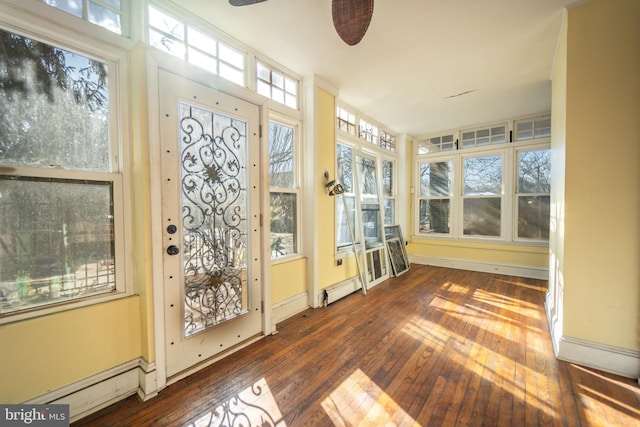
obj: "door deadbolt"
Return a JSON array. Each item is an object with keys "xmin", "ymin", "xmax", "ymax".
[
  {"xmin": 167, "ymin": 224, "xmax": 177, "ymax": 234},
  {"xmin": 166, "ymin": 245, "xmax": 180, "ymax": 256}
]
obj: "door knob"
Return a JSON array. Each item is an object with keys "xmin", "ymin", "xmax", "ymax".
[{"xmin": 167, "ymin": 245, "xmax": 180, "ymax": 256}]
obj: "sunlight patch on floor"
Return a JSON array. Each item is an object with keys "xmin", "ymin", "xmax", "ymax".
[
  {"xmin": 187, "ymin": 377, "xmax": 286, "ymax": 427},
  {"xmin": 322, "ymin": 368, "xmax": 420, "ymax": 427}
]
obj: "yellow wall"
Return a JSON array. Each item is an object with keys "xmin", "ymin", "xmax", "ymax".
[
  {"xmin": 560, "ymin": 0, "xmax": 640, "ymax": 350},
  {"xmin": 315, "ymin": 88, "xmax": 359, "ymax": 290},
  {"xmin": 408, "ymin": 240, "xmax": 548, "ymax": 268},
  {"xmin": 0, "ymin": 296, "xmax": 142, "ymax": 403},
  {"xmin": 548, "ymin": 9, "xmax": 568, "ymax": 339},
  {"xmin": 271, "ymin": 258, "xmax": 307, "ymax": 303}
]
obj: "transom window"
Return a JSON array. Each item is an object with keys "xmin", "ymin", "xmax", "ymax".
[
  {"xmin": 0, "ymin": 28, "xmax": 127, "ymax": 318},
  {"xmin": 256, "ymin": 62, "xmax": 298, "ymax": 109},
  {"xmin": 515, "ymin": 116, "xmax": 551, "ymax": 141},
  {"xmin": 337, "ymin": 106, "xmax": 357, "ymax": 136},
  {"xmin": 380, "ymin": 131, "xmax": 396, "ymax": 152},
  {"xmin": 417, "ymin": 134, "xmax": 456, "ymax": 154},
  {"xmin": 358, "ymin": 119, "xmax": 379, "ymax": 145},
  {"xmin": 43, "ymin": 0, "xmax": 127, "ymax": 35},
  {"xmin": 148, "ymin": 5, "xmax": 245, "ymax": 86}
]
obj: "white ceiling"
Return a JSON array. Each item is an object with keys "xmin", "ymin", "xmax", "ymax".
[{"xmin": 173, "ymin": 0, "xmax": 574, "ymax": 137}]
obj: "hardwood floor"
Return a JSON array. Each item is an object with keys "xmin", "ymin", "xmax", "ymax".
[{"xmin": 73, "ymin": 265, "xmax": 640, "ymax": 426}]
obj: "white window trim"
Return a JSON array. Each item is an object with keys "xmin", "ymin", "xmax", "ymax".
[
  {"xmin": 414, "ymin": 114, "xmax": 551, "ymax": 246},
  {"xmin": 512, "ymin": 142, "xmax": 552, "ymax": 244},
  {"xmin": 268, "ymin": 113, "xmax": 303, "ymax": 264},
  {"xmin": 415, "ymin": 154, "xmax": 456, "ymax": 238},
  {"xmin": 0, "ymin": 14, "xmax": 134, "ymax": 324}
]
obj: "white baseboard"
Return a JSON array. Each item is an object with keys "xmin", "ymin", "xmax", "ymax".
[
  {"xmin": 545, "ymin": 290, "xmax": 639, "ymax": 379},
  {"xmin": 271, "ymin": 292, "xmax": 309, "ymax": 330},
  {"xmin": 320, "ymin": 276, "xmax": 361, "ymax": 306},
  {"xmin": 555, "ymin": 336, "xmax": 640, "ymax": 379},
  {"xmin": 409, "ymin": 254, "xmax": 549, "ymax": 280},
  {"xmin": 25, "ymin": 358, "xmax": 158, "ymax": 423}
]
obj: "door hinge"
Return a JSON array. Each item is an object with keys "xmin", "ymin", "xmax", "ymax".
[
  {"xmin": 261, "ymin": 301, "xmax": 264, "ymax": 313},
  {"xmin": 259, "ymin": 124, "xmax": 262, "ymax": 138},
  {"xmin": 259, "ymin": 214, "xmax": 263, "ymax": 227}
]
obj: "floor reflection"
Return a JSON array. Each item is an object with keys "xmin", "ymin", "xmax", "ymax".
[
  {"xmin": 322, "ymin": 368, "xmax": 420, "ymax": 427},
  {"xmin": 187, "ymin": 377, "xmax": 286, "ymax": 427}
]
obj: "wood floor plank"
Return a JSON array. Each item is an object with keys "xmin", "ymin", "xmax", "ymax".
[{"xmin": 72, "ymin": 265, "xmax": 640, "ymax": 427}]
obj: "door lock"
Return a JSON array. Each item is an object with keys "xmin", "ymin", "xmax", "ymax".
[{"xmin": 166, "ymin": 245, "xmax": 180, "ymax": 256}]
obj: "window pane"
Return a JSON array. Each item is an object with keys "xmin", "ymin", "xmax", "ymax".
[
  {"xmin": 337, "ymin": 195, "xmax": 358, "ymax": 247},
  {"xmin": 358, "ymin": 157, "xmax": 378, "ymax": 202},
  {"xmin": 219, "ymin": 63, "xmax": 244, "ymax": 86},
  {"xmin": 44, "ymin": 0, "xmax": 82, "ymax": 17},
  {"xmin": 382, "ymin": 160, "xmax": 393, "ymax": 197},
  {"xmin": 272, "ymin": 71, "xmax": 284, "ymax": 89},
  {"xmin": 463, "ymin": 198, "xmax": 501, "ymax": 236},
  {"xmin": 219, "ymin": 44, "xmax": 244, "ymax": 69},
  {"xmin": 285, "ymin": 78, "xmax": 297, "ymax": 95},
  {"xmin": 88, "ymin": 2, "xmax": 122, "ymax": 34},
  {"xmin": 257, "ymin": 62, "xmax": 270, "ymax": 82},
  {"xmin": 518, "ymin": 149, "xmax": 551, "ymax": 193},
  {"xmin": 0, "ymin": 30, "xmax": 111, "ymax": 172},
  {"xmin": 419, "ymin": 199, "xmax": 450, "ymax": 234},
  {"xmin": 149, "ymin": 29, "xmax": 185, "ymax": 59},
  {"xmin": 518, "ymin": 196, "xmax": 550, "ymax": 240},
  {"xmin": 383, "ymin": 198, "xmax": 394, "ymax": 226},
  {"xmin": 270, "ymin": 192, "xmax": 297, "ymax": 258},
  {"xmin": 0, "ymin": 177, "xmax": 115, "ymax": 314},
  {"xmin": 419, "ymin": 161, "xmax": 452, "ymax": 197},
  {"xmin": 149, "ymin": 6, "xmax": 185, "ymax": 40},
  {"xmin": 361, "ymin": 205, "xmax": 383, "ymax": 249},
  {"xmin": 463, "ymin": 155, "xmax": 502, "ymax": 195},
  {"xmin": 337, "ymin": 144, "xmax": 353, "ymax": 192},
  {"xmin": 268, "ymin": 122, "xmax": 294, "ymax": 188},
  {"xmin": 188, "ymin": 27, "xmax": 217, "ymax": 55},
  {"xmin": 100, "ymin": 0, "xmax": 121, "ymax": 9}
]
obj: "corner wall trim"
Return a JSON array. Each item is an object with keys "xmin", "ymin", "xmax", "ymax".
[{"xmin": 409, "ymin": 254, "xmax": 549, "ymax": 280}]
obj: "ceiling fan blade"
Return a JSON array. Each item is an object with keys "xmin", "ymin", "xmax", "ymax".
[
  {"xmin": 332, "ymin": 0, "xmax": 374, "ymax": 46},
  {"xmin": 229, "ymin": 0, "xmax": 268, "ymax": 6}
]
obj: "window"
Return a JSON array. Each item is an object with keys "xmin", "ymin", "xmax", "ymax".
[
  {"xmin": 268, "ymin": 120, "xmax": 299, "ymax": 259},
  {"xmin": 418, "ymin": 160, "xmax": 452, "ymax": 234},
  {"xmin": 43, "ymin": 0, "xmax": 127, "ymax": 35},
  {"xmin": 515, "ymin": 116, "xmax": 551, "ymax": 141},
  {"xmin": 417, "ymin": 134, "xmax": 456, "ymax": 155},
  {"xmin": 0, "ymin": 28, "xmax": 127, "ymax": 317},
  {"xmin": 336, "ymin": 106, "xmax": 357, "ymax": 136},
  {"xmin": 336, "ymin": 144, "xmax": 359, "ymax": 249},
  {"xmin": 381, "ymin": 159, "xmax": 395, "ymax": 225},
  {"xmin": 462, "ymin": 154, "xmax": 503, "ymax": 237},
  {"xmin": 257, "ymin": 62, "xmax": 298, "ymax": 109},
  {"xmin": 358, "ymin": 119, "xmax": 378, "ymax": 146},
  {"xmin": 517, "ymin": 148, "xmax": 551, "ymax": 240},
  {"xmin": 415, "ymin": 114, "xmax": 550, "ymax": 243},
  {"xmin": 461, "ymin": 124, "xmax": 507, "ymax": 148},
  {"xmin": 380, "ymin": 131, "xmax": 396, "ymax": 152},
  {"xmin": 148, "ymin": 5, "xmax": 245, "ymax": 86}
]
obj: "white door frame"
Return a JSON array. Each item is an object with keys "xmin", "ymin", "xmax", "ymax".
[{"xmin": 146, "ymin": 51, "xmax": 273, "ymax": 392}]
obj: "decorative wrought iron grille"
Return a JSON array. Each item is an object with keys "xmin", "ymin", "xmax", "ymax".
[{"xmin": 179, "ymin": 104, "xmax": 249, "ymax": 336}]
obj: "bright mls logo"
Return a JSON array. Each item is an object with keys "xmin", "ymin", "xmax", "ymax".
[{"xmin": 0, "ymin": 404, "xmax": 69, "ymax": 426}]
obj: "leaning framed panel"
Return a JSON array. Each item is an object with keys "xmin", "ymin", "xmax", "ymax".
[{"xmin": 384, "ymin": 225, "xmax": 410, "ymax": 276}]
